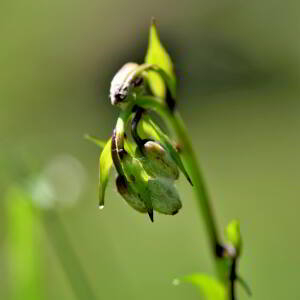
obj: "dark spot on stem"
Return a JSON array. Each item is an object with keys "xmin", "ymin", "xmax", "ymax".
[
  {"xmin": 131, "ymin": 106, "xmax": 146, "ymax": 152},
  {"xmin": 133, "ymin": 76, "xmax": 143, "ymax": 87},
  {"xmin": 118, "ymin": 149, "xmax": 127, "ymax": 160},
  {"xmin": 216, "ymin": 243, "xmax": 225, "ymax": 258},
  {"xmin": 166, "ymin": 86, "xmax": 176, "ymax": 112},
  {"xmin": 175, "ymin": 143, "xmax": 182, "ymax": 152}
]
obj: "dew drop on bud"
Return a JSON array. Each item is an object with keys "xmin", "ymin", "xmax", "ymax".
[{"xmin": 99, "ymin": 205, "xmax": 105, "ymax": 210}]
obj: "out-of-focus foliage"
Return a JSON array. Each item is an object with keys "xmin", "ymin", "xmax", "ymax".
[
  {"xmin": 182, "ymin": 274, "xmax": 226, "ymax": 300},
  {"xmin": 5, "ymin": 186, "xmax": 42, "ymax": 300},
  {"xmin": 226, "ymin": 220, "xmax": 242, "ymax": 256}
]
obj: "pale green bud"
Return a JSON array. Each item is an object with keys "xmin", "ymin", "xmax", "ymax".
[
  {"xmin": 120, "ymin": 152, "xmax": 153, "ymax": 217},
  {"xmin": 226, "ymin": 220, "xmax": 242, "ymax": 256},
  {"xmin": 141, "ymin": 141, "xmax": 179, "ymax": 180},
  {"xmin": 116, "ymin": 175, "xmax": 147, "ymax": 213},
  {"xmin": 114, "ymin": 133, "xmax": 182, "ymax": 220},
  {"xmin": 148, "ymin": 178, "xmax": 182, "ymax": 215}
]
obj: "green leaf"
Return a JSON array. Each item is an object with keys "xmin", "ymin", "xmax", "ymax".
[
  {"xmin": 99, "ymin": 138, "xmax": 113, "ymax": 208},
  {"xmin": 182, "ymin": 273, "xmax": 227, "ymax": 300},
  {"xmin": 226, "ymin": 220, "xmax": 242, "ymax": 256},
  {"xmin": 138, "ymin": 116, "xmax": 161, "ymax": 141},
  {"xmin": 84, "ymin": 134, "xmax": 106, "ymax": 149},
  {"xmin": 124, "ymin": 139, "xmax": 137, "ymax": 156},
  {"xmin": 145, "ymin": 18, "xmax": 176, "ymax": 99},
  {"xmin": 150, "ymin": 66, "xmax": 176, "ymax": 100}
]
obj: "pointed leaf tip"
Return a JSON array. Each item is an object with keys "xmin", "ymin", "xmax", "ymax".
[
  {"xmin": 99, "ymin": 138, "xmax": 113, "ymax": 207},
  {"xmin": 84, "ymin": 134, "xmax": 106, "ymax": 149},
  {"xmin": 226, "ymin": 219, "xmax": 242, "ymax": 256},
  {"xmin": 145, "ymin": 19, "xmax": 176, "ymax": 99}
]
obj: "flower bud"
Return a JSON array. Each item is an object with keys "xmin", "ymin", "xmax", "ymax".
[
  {"xmin": 141, "ymin": 140, "xmax": 179, "ymax": 180},
  {"xmin": 115, "ymin": 139, "xmax": 182, "ymax": 220},
  {"xmin": 120, "ymin": 153, "xmax": 153, "ymax": 214},
  {"xmin": 110, "ymin": 63, "xmax": 145, "ymax": 106},
  {"xmin": 148, "ymin": 178, "xmax": 182, "ymax": 215},
  {"xmin": 116, "ymin": 175, "xmax": 147, "ymax": 213},
  {"xmin": 226, "ymin": 220, "xmax": 242, "ymax": 257}
]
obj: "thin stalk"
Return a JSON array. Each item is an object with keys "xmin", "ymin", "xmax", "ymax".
[
  {"xmin": 168, "ymin": 111, "xmax": 221, "ymax": 252},
  {"xmin": 42, "ymin": 211, "xmax": 98, "ymax": 300},
  {"xmin": 135, "ymin": 96, "xmax": 223, "ymax": 268}
]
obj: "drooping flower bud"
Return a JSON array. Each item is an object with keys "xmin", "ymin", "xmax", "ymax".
[
  {"xmin": 131, "ymin": 107, "xmax": 179, "ymax": 180},
  {"xmin": 140, "ymin": 140, "xmax": 179, "ymax": 180},
  {"xmin": 116, "ymin": 148, "xmax": 182, "ymax": 219},
  {"xmin": 119, "ymin": 151, "xmax": 154, "ymax": 219},
  {"xmin": 111, "ymin": 107, "xmax": 182, "ymax": 221},
  {"xmin": 148, "ymin": 178, "xmax": 182, "ymax": 215},
  {"xmin": 110, "ymin": 63, "xmax": 145, "ymax": 107},
  {"xmin": 116, "ymin": 175, "xmax": 147, "ymax": 213}
]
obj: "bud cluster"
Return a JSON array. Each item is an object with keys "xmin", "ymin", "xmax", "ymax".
[
  {"xmin": 93, "ymin": 61, "xmax": 192, "ymax": 222},
  {"xmin": 112, "ymin": 105, "xmax": 187, "ymax": 222}
]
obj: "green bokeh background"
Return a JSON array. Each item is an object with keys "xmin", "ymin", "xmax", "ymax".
[{"xmin": 1, "ymin": 0, "xmax": 300, "ymax": 299}]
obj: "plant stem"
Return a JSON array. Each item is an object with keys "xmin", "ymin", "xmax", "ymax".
[
  {"xmin": 136, "ymin": 97, "xmax": 221, "ymax": 254},
  {"xmin": 42, "ymin": 211, "xmax": 98, "ymax": 300},
  {"xmin": 134, "ymin": 96, "xmax": 231, "ymax": 279},
  {"xmin": 169, "ymin": 111, "xmax": 221, "ymax": 252},
  {"xmin": 135, "ymin": 96, "xmax": 239, "ymax": 298}
]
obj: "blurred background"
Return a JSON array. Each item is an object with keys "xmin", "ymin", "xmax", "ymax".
[{"xmin": 1, "ymin": 0, "xmax": 300, "ymax": 299}]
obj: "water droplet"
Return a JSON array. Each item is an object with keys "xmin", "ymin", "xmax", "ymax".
[
  {"xmin": 172, "ymin": 278, "xmax": 180, "ymax": 286},
  {"xmin": 99, "ymin": 205, "xmax": 104, "ymax": 210}
]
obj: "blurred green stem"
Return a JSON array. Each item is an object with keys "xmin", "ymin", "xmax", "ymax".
[
  {"xmin": 43, "ymin": 211, "xmax": 98, "ymax": 300},
  {"xmin": 167, "ymin": 111, "xmax": 221, "ymax": 253},
  {"xmin": 135, "ymin": 96, "xmax": 224, "ymax": 273}
]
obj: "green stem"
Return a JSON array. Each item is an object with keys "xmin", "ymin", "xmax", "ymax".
[
  {"xmin": 135, "ymin": 96, "xmax": 222, "ymax": 266},
  {"xmin": 169, "ymin": 111, "xmax": 221, "ymax": 252},
  {"xmin": 42, "ymin": 211, "xmax": 98, "ymax": 300}
]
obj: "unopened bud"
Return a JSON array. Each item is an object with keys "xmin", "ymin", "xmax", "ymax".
[
  {"xmin": 141, "ymin": 141, "xmax": 179, "ymax": 180},
  {"xmin": 116, "ymin": 175, "xmax": 147, "ymax": 213},
  {"xmin": 148, "ymin": 178, "xmax": 182, "ymax": 215},
  {"xmin": 116, "ymin": 146, "xmax": 182, "ymax": 219},
  {"xmin": 226, "ymin": 220, "xmax": 242, "ymax": 256},
  {"xmin": 120, "ymin": 153, "xmax": 153, "ymax": 213},
  {"xmin": 110, "ymin": 63, "xmax": 145, "ymax": 106}
]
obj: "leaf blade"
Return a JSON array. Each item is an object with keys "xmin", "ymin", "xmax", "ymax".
[
  {"xmin": 99, "ymin": 138, "xmax": 113, "ymax": 207},
  {"xmin": 145, "ymin": 19, "xmax": 176, "ymax": 99},
  {"xmin": 84, "ymin": 134, "xmax": 106, "ymax": 149}
]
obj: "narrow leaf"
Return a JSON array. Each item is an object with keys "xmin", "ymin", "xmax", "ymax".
[
  {"xmin": 237, "ymin": 276, "xmax": 252, "ymax": 297},
  {"xmin": 84, "ymin": 134, "xmax": 106, "ymax": 149},
  {"xmin": 99, "ymin": 138, "xmax": 113, "ymax": 207},
  {"xmin": 183, "ymin": 273, "xmax": 227, "ymax": 300},
  {"xmin": 145, "ymin": 19, "xmax": 176, "ymax": 99}
]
